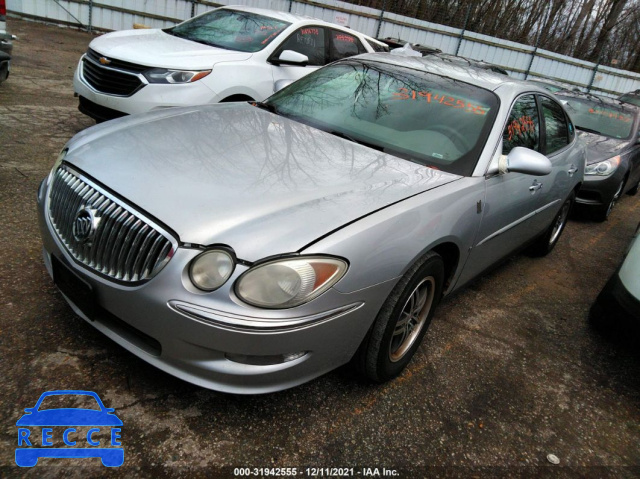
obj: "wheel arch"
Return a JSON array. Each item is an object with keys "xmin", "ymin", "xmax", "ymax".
[{"xmin": 220, "ymin": 94, "xmax": 256, "ymax": 103}]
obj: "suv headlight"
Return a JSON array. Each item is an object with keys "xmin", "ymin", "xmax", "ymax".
[
  {"xmin": 235, "ymin": 256, "xmax": 348, "ymax": 309},
  {"xmin": 585, "ymin": 155, "xmax": 620, "ymax": 176},
  {"xmin": 143, "ymin": 68, "xmax": 211, "ymax": 84}
]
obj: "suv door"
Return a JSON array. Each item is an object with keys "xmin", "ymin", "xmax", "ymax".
[
  {"xmin": 328, "ymin": 29, "xmax": 367, "ymax": 62},
  {"xmin": 270, "ymin": 26, "xmax": 327, "ymax": 91},
  {"xmin": 459, "ymin": 94, "xmax": 549, "ymax": 284}
]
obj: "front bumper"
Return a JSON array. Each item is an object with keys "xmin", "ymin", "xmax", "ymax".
[
  {"xmin": 37, "ymin": 177, "xmax": 394, "ymax": 394},
  {"xmin": 575, "ymin": 168, "xmax": 626, "ymax": 207},
  {"xmin": 73, "ymin": 56, "xmax": 219, "ymax": 118}
]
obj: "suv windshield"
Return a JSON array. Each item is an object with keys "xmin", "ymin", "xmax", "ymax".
[
  {"xmin": 265, "ymin": 60, "xmax": 499, "ymax": 176},
  {"xmin": 559, "ymin": 96, "xmax": 636, "ymax": 139},
  {"xmin": 166, "ymin": 9, "xmax": 290, "ymax": 52}
]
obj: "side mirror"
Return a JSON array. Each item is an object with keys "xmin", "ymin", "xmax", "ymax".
[
  {"xmin": 272, "ymin": 50, "xmax": 309, "ymax": 67},
  {"xmin": 500, "ymin": 147, "xmax": 552, "ymax": 176}
]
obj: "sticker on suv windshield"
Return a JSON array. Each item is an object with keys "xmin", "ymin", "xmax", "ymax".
[
  {"xmin": 15, "ymin": 390, "xmax": 123, "ymax": 467},
  {"xmin": 392, "ymin": 88, "xmax": 488, "ymax": 114}
]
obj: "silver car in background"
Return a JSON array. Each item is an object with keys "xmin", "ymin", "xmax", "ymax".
[{"xmin": 37, "ymin": 54, "xmax": 585, "ymax": 393}]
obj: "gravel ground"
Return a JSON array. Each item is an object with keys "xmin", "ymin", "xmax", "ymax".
[{"xmin": 0, "ymin": 17, "xmax": 639, "ymax": 479}]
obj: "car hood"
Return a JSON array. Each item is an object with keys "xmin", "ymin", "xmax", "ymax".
[
  {"xmin": 64, "ymin": 104, "xmax": 461, "ymax": 261},
  {"xmin": 16, "ymin": 409, "xmax": 123, "ymax": 426},
  {"xmin": 89, "ymin": 29, "xmax": 252, "ymax": 70},
  {"xmin": 577, "ymin": 130, "xmax": 631, "ymax": 164}
]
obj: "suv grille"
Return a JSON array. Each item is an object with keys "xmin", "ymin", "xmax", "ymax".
[
  {"xmin": 48, "ymin": 165, "xmax": 177, "ymax": 283},
  {"xmin": 81, "ymin": 48, "xmax": 146, "ymax": 96}
]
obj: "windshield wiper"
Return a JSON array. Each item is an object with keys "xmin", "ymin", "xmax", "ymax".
[
  {"xmin": 576, "ymin": 126, "xmax": 603, "ymax": 135},
  {"xmin": 325, "ymin": 130, "xmax": 384, "ymax": 152}
]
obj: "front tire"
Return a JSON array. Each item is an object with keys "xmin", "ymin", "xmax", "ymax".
[
  {"xmin": 356, "ymin": 252, "xmax": 444, "ymax": 382},
  {"xmin": 593, "ymin": 179, "xmax": 625, "ymax": 221}
]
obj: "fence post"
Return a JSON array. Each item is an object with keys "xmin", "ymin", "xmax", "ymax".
[
  {"xmin": 289, "ymin": 0, "xmax": 294, "ymax": 13},
  {"xmin": 375, "ymin": 0, "xmax": 387, "ymax": 39},
  {"xmin": 587, "ymin": 62, "xmax": 600, "ymax": 93},
  {"xmin": 87, "ymin": 0, "xmax": 93, "ymax": 33},
  {"xmin": 191, "ymin": 0, "xmax": 196, "ymax": 18},
  {"xmin": 454, "ymin": 5, "xmax": 471, "ymax": 57}
]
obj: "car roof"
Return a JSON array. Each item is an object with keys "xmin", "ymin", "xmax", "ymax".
[{"xmin": 352, "ymin": 53, "xmax": 531, "ymax": 92}]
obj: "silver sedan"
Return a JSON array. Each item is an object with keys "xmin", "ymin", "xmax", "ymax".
[{"xmin": 37, "ymin": 54, "xmax": 586, "ymax": 393}]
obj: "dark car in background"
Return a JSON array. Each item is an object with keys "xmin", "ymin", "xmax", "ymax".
[
  {"xmin": 557, "ymin": 91, "xmax": 640, "ymax": 220},
  {"xmin": 618, "ymin": 90, "xmax": 640, "ymax": 108}
]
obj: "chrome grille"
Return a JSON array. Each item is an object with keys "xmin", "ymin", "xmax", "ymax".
[
  {"xmin": 48, "ymin": 165, "xmax": 177, "ymax": 282},
  {"xmin": 81, "ymin": 49, "xmax": 145, "ymax": 96}
]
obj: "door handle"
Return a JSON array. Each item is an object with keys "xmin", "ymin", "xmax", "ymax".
[
  {"xmin": 568, "ymin": 164, "xmax": 578, "ymax": 177},
  {"xmin": 529, "ymin": 180, "xmax": 543, "ymax": 192}
]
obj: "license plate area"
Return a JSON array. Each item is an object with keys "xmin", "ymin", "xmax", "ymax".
[{"xmin": 52, "ymin": 256, "xmax": 96, "ymax": 319}]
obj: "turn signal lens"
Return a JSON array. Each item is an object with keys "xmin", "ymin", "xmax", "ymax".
[{"xmin": 235, "ymin": 257, "xmax": 348, "ymax": 309}]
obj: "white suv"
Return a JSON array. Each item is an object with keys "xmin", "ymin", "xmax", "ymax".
[
  {"xmin": 73, "ymin": 5, "xmax": 387, "ymax": 121},
  {"xmin": 0, "ymin": 0, "xmax": 13, "ymax": 56}
]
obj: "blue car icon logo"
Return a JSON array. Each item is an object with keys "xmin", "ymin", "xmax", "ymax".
[{"xmin": 16, "ymin": 390, "xmax": 123, "ymax": 467}]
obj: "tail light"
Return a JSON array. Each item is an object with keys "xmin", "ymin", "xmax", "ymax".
[{"xmin": 0, "ymin": 0, "xmax": 6, "ymax": 18}]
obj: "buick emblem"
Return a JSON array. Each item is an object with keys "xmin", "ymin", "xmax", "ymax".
[
  {"xmin": 73, "ymin": 207, "xmax": 101, "ymax": 244},
  {"xmin": 99, "ymin": 56, "xmax": 111, "ymax": 65}
]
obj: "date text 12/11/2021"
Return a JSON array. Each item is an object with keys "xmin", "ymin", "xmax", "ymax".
[{"xmin": 233, "ymin": 468, "xmax": 400, "ymax": 477}]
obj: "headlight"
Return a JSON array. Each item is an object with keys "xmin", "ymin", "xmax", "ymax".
[
  {"xmin": 47, "ymin": 148, "xmax": 67, "ymax": 186},
  {"xmin": 585, "ymin": 155, "xmax": 620, "ymax": 176},
  {"xmin": 235, "ymin": 256, "xmax": 348, "ymax": 309},
  {"xmin": 143, "ymin": 68, "xmax": 211, "ymax": 84},
  {"xmin": 189, "ymin": 249, "xmax": 235, "ymax": 291}
]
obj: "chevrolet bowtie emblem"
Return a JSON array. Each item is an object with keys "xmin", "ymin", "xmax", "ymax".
[{"xmin": 99, "ymin": 56, "xmax": 111, "ymax": 65}]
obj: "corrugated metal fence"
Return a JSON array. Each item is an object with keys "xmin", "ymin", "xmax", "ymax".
[{"xmin": 7, "ymin": 0, "xmax": 640, "ymax": 97}]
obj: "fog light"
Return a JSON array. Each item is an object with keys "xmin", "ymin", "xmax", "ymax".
[{"xmin": 225, "ymin": 351, "xmax": 307, "ymax": 366}]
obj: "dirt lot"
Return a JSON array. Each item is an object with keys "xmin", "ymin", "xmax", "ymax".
[{"xmin": 1, "ymin": 18, "xmax": 639, "ymax": 478}]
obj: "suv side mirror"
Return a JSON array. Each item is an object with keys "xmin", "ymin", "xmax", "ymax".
[
  {"xmin": 500, "ymin": 147, "xmax": 552, "ymax": 176},
  {"xmin": 272, "ymin": 50, "xmax": 309, "ymax": 67}
]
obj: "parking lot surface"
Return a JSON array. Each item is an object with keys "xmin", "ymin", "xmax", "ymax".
[{"xmin": 1, "ymin": 18, "xmax": 639, "ymax": 478}]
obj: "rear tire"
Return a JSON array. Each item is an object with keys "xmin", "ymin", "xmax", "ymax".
[
  {"xmin": 355, "ymin": 252, "xmax": 444, "ymax": 383},
  {"xmin": 528, "ymin": 192, "xmax": 574, "ymax": 257}
]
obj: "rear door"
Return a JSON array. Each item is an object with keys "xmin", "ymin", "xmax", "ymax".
[
  {"xmin": 536, "ymin": 95, "xmax": 578, "ymax": 226},
  {"xmin": 458, "ymin": 94, "xmax": 549, "ymax": 284}
]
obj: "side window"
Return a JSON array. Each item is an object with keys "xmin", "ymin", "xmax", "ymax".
[
  {"xmin": 329, "ymin": 30, "xmax": 364, "ymax": 62},
  {"xmin": 503, "ymin": 95, "xmax": 540, "ymax": 155},
  {"xmin": 540, "ymin": 96, "xmax": 569, "ymax": 154},
  {"xmin": 275, "ymin": 27, "xmax": 326, "ymax": 66}
]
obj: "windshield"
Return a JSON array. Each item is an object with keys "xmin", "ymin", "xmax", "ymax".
[
  {"xmin": 166, "ymin": 9, "xmax": 290, "ymax": 52},
  {"xmin": 618, "ymin": 94, "xmax": 640, "ymax": 107},
  {"xmin": 559, "ymin": 96, "xmax": 636, "ymax": 139},
  {"xmin": 265, "ymin": 60, "xmax": 499, "ymax": 176}
]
